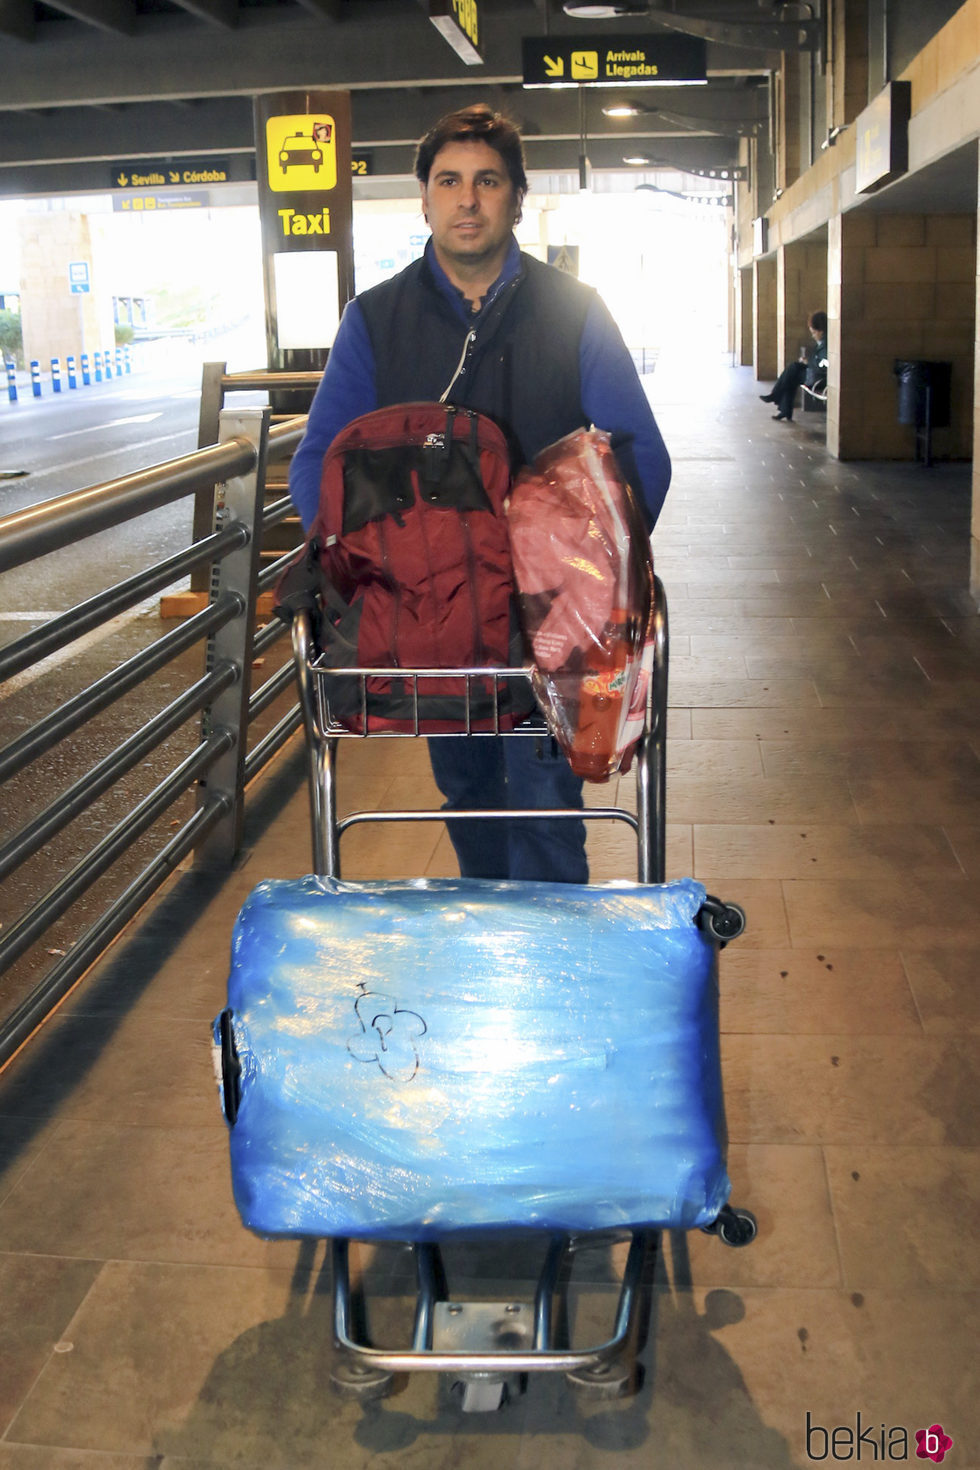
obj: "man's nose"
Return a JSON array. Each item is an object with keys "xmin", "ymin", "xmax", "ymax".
[{"xmin": 458, "ymin": 182, "xmax": 478, "ymax": 210}]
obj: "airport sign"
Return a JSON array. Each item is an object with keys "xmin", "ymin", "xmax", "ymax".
[
  {"xmin": 427, "ymin": 1, "xmax": 481, "ymax": 65},
  {"xmin": 111, "ymin": 159, "xmax": 230, "ymax": 189},
  {"xmin": 522, "ymin": 34, "xmax": 706, "ymax": 87}
]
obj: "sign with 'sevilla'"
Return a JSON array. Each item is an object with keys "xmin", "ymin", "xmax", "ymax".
[
  {"xmin": 111, "ymin": 159, "xmax": 230, "ymax": 189},
  {"xmin": 522, "ymin": 34, "xmax": 706, "ymax": 88}
]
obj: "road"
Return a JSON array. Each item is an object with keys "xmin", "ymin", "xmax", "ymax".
[
  {"xmin": 1, "ymin": 341, "xmax": 212, "ymax": 614},
  {"xmin": 0, "ymin": 337, "xmax": 298, "ymax": 1032}
]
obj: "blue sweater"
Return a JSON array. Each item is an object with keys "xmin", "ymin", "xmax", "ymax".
[{"xmin": 289, "ymin": 237, "xmax": 671, "ymax": 532}]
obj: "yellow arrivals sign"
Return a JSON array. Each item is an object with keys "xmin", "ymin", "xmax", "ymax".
[{"xmin": 265, "ymin": 114, "xmax": 337, "ymax": 192}]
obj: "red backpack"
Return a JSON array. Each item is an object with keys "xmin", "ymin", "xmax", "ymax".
[{"xmin": 276, "ymin": 402, "xmax": 532, "ymax": 732}]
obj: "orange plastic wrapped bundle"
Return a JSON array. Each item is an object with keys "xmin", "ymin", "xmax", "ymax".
[{"xmin": 507, "ymin": 428, "xmax": 655, "ymax": 781}]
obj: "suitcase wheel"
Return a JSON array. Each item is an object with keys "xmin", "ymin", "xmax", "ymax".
[
  {"xmin": 702, "ymin": 1205, "xmax": 757, "ymax": 1248},
  {"xmin": 700, "ymin": 899, "xmax": 747, "ymax": 946}
]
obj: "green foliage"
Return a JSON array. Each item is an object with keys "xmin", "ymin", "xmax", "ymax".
[
  {"xmin": 0, "ymin": 308, "xmax": 23, "ymax": 366},
  {"xmin": 151, "ymin": 284, "xmax": 216, "ymax": 329},
  {"xmin": 114, "ymin": 323, "xmax": 135, "ymax": 346}
]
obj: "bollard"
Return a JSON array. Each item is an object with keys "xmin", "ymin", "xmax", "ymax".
[
  {"xmin": 103, "ymin": 349, "xmax": 113, "ymax": 380},
  {"xmin": 51, "ymin": 357, "xmax": 62, "ymax": 393},
  {"xmin": 124, "ymin": 345, "xmax": 132, "ymax": 373},
  {"xmin": 5, "ymin": 359, "xmax": 17, "ymax": 403},
  {"xmin": 81, "ymin": 352, "xmax": 91, "ymax": 386},
  {"xmin": 31, "ymin": 360, "xmax": 42, "ymax": 397},
  {"xmin": 115, "ymin": 347, "xmax": 123, "ymax": 375},
  {"xmin": 93, "ymin": 351, "xmax": 102, "ymax": 382},
  {"xmin": 67, "ymin": 354, "xmax": 77, "ymax": 389}
]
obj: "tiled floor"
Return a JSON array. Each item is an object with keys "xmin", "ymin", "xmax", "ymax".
[{"xmin": 1, "ymin": 350, "xmax": 978, "ymax": 1467}]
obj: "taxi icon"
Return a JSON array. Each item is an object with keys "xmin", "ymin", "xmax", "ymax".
[{"xmin": 279, "ymin": 133, "xmax": 322, "ymax": 174}]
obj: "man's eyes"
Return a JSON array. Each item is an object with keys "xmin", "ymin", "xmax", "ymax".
[{"xmin": 437, "ymin": 176, "xmax": 501, "ymax": 188}]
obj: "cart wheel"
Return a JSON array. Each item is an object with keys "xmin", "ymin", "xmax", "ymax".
[
  {"xmin": 565, "ymin": 1357, "xmax": 634, "ymax": 1400},
  {"xmin": 708, "ymin": 903, "xmax": 746, "ymax": 944},
  {"xmin": 453, "ymin": 1374, "xmax": 513, "ymax": 1412},
  {"xmin": 718, "ymin": 1208, "xmax": 757, "ymax": 1248},
  {"xmin": 329, "ymin": 1356, "xmax": 393, "ymax": 1401}
]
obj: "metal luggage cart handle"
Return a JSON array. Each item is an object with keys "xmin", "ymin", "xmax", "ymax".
[
  {"xmin": 332, "ymin": 1232, "xmax": 649, "ymax": 1376},
  {"xmin": 289, "ymin": 575, "xmax": 668, "ymax": 885}
]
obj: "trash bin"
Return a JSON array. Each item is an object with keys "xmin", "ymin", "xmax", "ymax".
[
  {"xmin": 894, "ymin": 360, "xmax": 951, "ymax": 428},
  {"xmin": 893, "ymin": 359, "xmax": 952, "ymax": 466}
]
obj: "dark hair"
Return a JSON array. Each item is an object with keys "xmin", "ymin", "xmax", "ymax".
[
  {"xmin": 415, "ymin": 104, "xmax": 528, "ymax": 198},
  {"xmin": 808, "ymin": 310, "xmax": 827, "ymax": 333}
]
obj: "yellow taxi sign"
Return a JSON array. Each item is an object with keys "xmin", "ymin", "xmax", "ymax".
[{"xmin": 266, "ymin": 114, "xmax": 337, "ymax": 192}]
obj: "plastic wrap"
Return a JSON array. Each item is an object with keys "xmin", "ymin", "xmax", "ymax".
[
  {"xmin": 214, "ymin": 876, "xmax": 729, "ymax": 1241},
  {"xmin": 507, "ymin": 428, "xmax": 655, "ymax": 781}
]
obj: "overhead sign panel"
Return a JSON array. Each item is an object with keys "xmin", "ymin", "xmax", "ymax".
[
  {"xmin": 855, "ymin": 81, "xmax": 911, "ymax": 194},
  {"xmin": 111, "ymin": 159, "xmax": 230, "ymax": 189},
  {"xmin": 522, "ymin": 34, "xmax": 706, "ymax": 88},
  {"xmin": 427, "ymin": 1, "xmax": 482, "ymax": 64},
  {"xmin": 113, "ymin": 192, "xmax": 210, "ymax": 212}
]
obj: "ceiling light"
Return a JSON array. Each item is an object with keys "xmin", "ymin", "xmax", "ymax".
[
  {"xmin": 603, "ymin": 103, "xmax": 645, "ymax": 118},
  {"xmin": 623, "ymin": 153, "xmax": 652, "ymax": 165},
  {"xmin": 562, "ymin": 2, "xmax": 650, "ymax": 16}
]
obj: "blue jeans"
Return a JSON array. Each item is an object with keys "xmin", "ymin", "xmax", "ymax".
[{"xmin": 427, "ymin": 736, "xmax": 588, "ymax": 883}]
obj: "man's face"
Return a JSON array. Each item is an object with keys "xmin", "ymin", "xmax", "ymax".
[{"xmin": 420, "ymin": 139, "xmax": 522, "ymax": 275}]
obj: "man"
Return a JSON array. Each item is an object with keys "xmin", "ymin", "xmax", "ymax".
[
  {"xmin": 289, "ymin": 103, "xmax": 671, "ymax": 883},
  {"xmin": 759, "ymin": 310, "xmax": 828, "ymax": 422}
]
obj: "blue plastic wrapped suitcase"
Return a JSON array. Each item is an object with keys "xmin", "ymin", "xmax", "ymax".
[{"xmin": 214, "ymin": 875, "xmax": 730, "ymax": 1241}]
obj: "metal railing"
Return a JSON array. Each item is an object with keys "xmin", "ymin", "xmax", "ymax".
[{"xmin": 0, "ymin": 403, "xmax": 306, "ymax": 1068}]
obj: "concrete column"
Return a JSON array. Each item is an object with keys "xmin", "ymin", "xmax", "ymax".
[
  {"xmin": 782, "ymin": 237, "xmax": 829, "ymax": 369},
  {"xmin": 776, "ymin": 245, "xmax": 789, "ymax": 374},
  {"xmin": 827, "ymin": 0, "xmax": 870, "ymax": 135},
  {"xmin": 737, "ymin": 266, "xmax": 754, "ymax": 366},
  {"xmin": 829, "ymin": 209, "xmax": 975, "ymax": 460},
  {"xmin": 778, "ymin": 55, "xmax": 803, "ymax": 195},
  {"xmin": 18, "ymin": 213, "xmax": 115, "ymax": 367},
  {"xmin": 973, "ymin": 156, "xmax": 980, "ymax": 605},
  {"xmin": 753, "ymin": 255, "xmax": 778, "ymax": 381}
]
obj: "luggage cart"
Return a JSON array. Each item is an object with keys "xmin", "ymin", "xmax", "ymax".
[{"xmin": 245, "ymin": 576, "xmax": 753, "ymax": 1412}]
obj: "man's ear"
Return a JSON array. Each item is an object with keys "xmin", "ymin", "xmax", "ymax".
[
  {"xmin": 514, "ymin": 189, "xmax": 526, "ymax": 227},
  {"xmin": 419, "ymin": 182, "xmax": 429, "ymax": 225}
]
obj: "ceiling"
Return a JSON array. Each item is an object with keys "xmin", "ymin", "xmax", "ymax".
[{"xmin": 0, "ymin": 0, "xmax": 774, "ymax": 198}]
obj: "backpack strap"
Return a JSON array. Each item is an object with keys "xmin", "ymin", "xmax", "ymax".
[{"xmin": 273, "ymin": 536, "xmax": 350, "ymax": 626}]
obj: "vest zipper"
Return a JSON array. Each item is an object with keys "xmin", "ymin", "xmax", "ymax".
[
  {"xmin": 439, "ymin": 329, "xmax": 477, "ymax": 403},
  {"xmin": 438, "ymin": 275, "xmax": 523, "ymax": 403}
]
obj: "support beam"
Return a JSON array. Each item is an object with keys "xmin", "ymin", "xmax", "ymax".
[
  {"xmin": 170, "ymin": 0, "xmax": 239, "ymax": 27},
  {"xmin": 0, "ymin": 0, "xmax": 34, "ymax": 40},
  {"xmin": 294, "ymin": 0, "xmax": 342, "ymax": 16},
  {"xmin": 41, "ymin": 0, "xmax": 135, "ymax": 34}
]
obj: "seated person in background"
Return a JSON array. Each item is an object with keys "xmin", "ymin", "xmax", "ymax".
[{"xmin": 760, "ymin": 310, "xmax": 828, "ymax": 422}]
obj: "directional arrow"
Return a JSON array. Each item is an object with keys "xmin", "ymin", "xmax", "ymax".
[
  {"xmin": 116, "ymin": 172, "xmax": 129, "ymax": 187},
  {"xmin": 169, "ymin": 170, "xmax": 180, "ymax": 183},
  {"xmin": 544, "ymin": 54, "xmax": 564, "ymax": 77}
]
